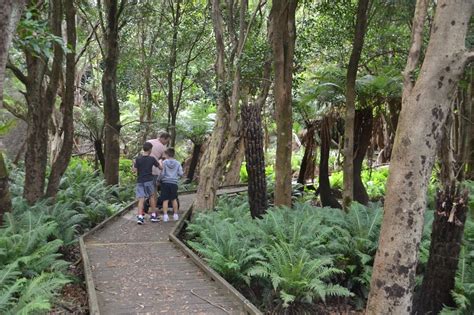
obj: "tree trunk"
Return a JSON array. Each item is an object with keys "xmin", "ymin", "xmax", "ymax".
[
  {"xmin": 242, "ymin": 102, "xmax": 268, "ymax": 218},
  {"xmin": 270, "ymin": 0, "xmax": 297, "ymax": 207},
  {"xmin": 438, "ymin": 110, "xmax": 456, "ymax": 186},
  {"xmin": 94, "ymin": 139, "xmax": 105, "ymax": 173},
  {"xmin": 465, "ymin": 68, "xmax": 474, "ymax": 179},
  {"xmin": 297, "ymin": 123, "xmax": 317, "ymax": 185},
  {"xmin": 319, "ymin": 117, "xmax": 341, "ymax": 209},
  {"xmin": 46, "ymin": 0, "xmax": 77, "ymax": 198},
  {"xmin": 223, "ymin": 139, "xmax": 244, "ymax": 186},
  {"xmin": 353, "ymin": 107, "xmax": 373, "ymax": 205},
  {"xmin": 23, "ymin": 0, "xmax": 63, "ymax": 204},
  {"xmin": 414, "ymin": 186, "xmax": 469, "ymax": 315},
  {"xmin": 0, "ymin": 0, "xmax": 24, "ymax": 219},
  {"xmin": 342, "ymin": 0, "xmax": 370, "ymax": 208},
  {"xmin": 185, "ymin": 142, "xmax": 202, "ymax": 183},
  {"xmin": 102, "ymin": 0, "xmax": 123, "ymax": 186},
  {"xmin": 366, "ymin": 1, "xmax": 473, "ymax": 313},
  {"xmin": 0, "ymin": 153, "xmax": 11, "ymax": 224},
  {"xmin": 194, "ymin": 0, "xmax": 247, "ymax": 210}
]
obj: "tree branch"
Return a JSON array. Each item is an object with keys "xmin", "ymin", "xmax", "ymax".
[
  {"xmin": 6, "ymin": 60, "xmax": 28, "ymax": 85},
  {"xmin": 402, "ymin": 0, "xmax": 429, "ymax": 97}
]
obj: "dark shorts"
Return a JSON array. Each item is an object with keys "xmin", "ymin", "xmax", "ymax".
[
  {"xmin": 161, "ymin": 182, "xmax": 178, "ymax": 201},
  {"xmin": 136, "ymin": 181, "xmax": 154, "ymax": 199}
]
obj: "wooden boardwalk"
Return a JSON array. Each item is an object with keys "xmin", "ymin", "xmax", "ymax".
[{"xmin": 82, "ymin": 187, "xmax": 257, "ymax": 315}]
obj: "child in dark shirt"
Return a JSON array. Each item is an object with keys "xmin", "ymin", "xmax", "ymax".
[{"xmin": 132, "ymin": 142, "xmax": 160, "ymax": 224}]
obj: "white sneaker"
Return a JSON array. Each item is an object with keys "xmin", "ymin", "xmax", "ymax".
[
  {"xmin": 163, "ymin": 214, "xmax": 169, "ymax": 222},
  {"xmin": 173, "ymin": 213, "xmax": 179, "ymax": 221}
]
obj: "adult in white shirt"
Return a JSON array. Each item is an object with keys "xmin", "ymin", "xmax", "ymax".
[{"xmin": 147, "ymin": 132, "xmax": 171, "ymax": 192}]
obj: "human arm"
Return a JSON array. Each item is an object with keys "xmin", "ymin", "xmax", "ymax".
[{"xmin": 178, "ymin": 164, "xmax": 184, "ymax": 178}]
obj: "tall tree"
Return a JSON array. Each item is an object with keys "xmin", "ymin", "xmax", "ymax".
[
  {"xmin": 7, "ymin": 0, "xmax": 64, "ymax": 203},
  {"xmin": 45, "ymin": 0, "xmax": 77, "ymax": 198},
  {"xmin": 100, "ymin": 0, "xmax": 127, "ymax": 186},
  {"xmin": 342, "ymin": 0, "xmax": 370, "ymax": 208},
  {"xmin": 366, "ymin": 1, "xmax": 473, "ymax": 313},
  {"xmin": 270, "ymin": 0, "xmax": 298, "ymax": 207},
  {"xmin": 194, "ymin": 0, "xmax": 262, "ymax": 210},
  {"xmin": 0, "ymin": 0, "xmax": 26, "ymax": 221}
]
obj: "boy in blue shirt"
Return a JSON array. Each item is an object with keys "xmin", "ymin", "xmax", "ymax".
[
  {"xmin": 133, "ymin": 142, "xmax": 160, "ymax": 224},
  {"xmin": 158, "ymin": 148, "xmax": 183, "ymax": 222}
]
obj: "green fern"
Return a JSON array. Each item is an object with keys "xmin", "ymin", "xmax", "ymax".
[{"xmin": 249, "ymin": 243, "xmax": 352, "ymax": 307}]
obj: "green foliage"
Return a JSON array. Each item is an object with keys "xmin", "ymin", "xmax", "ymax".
[
  {"xmin": 249, "ymin": 243, "xmax": 351, "ymax": 306},
  {"xmin": 330, "ymin": 167, "xmax": 389, "ymax": 199},
  {"xmin": 1, "ymin": 159, "xmax": 135, "ymax": 313},
  {"xmin": 188, "ymin": 198, "xmax": 379, "ymax": 310}
]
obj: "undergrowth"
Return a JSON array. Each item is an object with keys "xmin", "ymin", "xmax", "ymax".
[
  {"xmin": 1, "ymin": 160, "xmax": 134, "ymax": 313},
  {"xmin": 187, "ymin": 187, "xmax": 474, "ymax": 313}
]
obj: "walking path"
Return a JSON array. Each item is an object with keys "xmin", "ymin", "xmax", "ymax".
[{"xmin": 82, "ymin": 187, "xmax": 251, "ymax": 315}]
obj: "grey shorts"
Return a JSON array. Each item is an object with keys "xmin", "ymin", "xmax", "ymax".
[{"xmin": 136, "ymin": 181, "xmax": 154, "ymax": 199}]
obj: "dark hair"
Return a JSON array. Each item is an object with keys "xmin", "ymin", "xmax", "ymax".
[
  {"xmin": 164, "ymin": 147, "xmax": 175, "ymax": 158},
  {"xmin": 159, "ymin": 132, "xmax": 171, "ymax": 140},
  {"xmin": 143, "ymin": 142, "xmax": 153, "ymax": 152}
]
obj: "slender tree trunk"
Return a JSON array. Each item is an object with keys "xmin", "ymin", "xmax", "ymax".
[
  {"xmin": 297, "ymin": 123, "xmax": 316, "ymax": 185},
  {"xmin": 24, "ymin": 0, "xmax": 63, "ymax": 204},
  {"xmin": 414, "ymin": 186, "xmax": 469, "ymax": 315},
  {"xmin": 319, "ymin": 117, "xmax": 342, "ymax": 209},
  {"xmin": 465, "ymin": 69, "xmax": 474, "ymax": 179},
  {"xmin": 46, "ymin": 0, "xmax": 77, "ymax": 198},
  {"xmin": 242, "ymin": 102, "xmax": 268, "ymax": 218},
  {"xmin": 342, "ymin": 0, "xmax": 370, "ymax": 208},
  {"xmin": 353, "ymin": 107, "xmax": 373, "ymax": 205},
  {"xmin": 0, "ymin": 153, "xmax": 11, "ymax": 224},
  {"xmin": 0, "ymin": 0, "xmax": 25, "ymax": 219},
  {"xmin": 438, "ymin": 110, "xmax": 456, "ymax": 186},
  {"xmin": 270, "ymin": 0, "xmax": 297, "ymax": 207},
  {"xmin": 94, "ymin": 139, "xmax": 105, "ymax": 172},
  {"xmin": 102, "ymin": 0, "xmax": 123, "ymax": 186},
  {"xmin": 167, "ymin": 0, "xmax": 181, "ymax": 148},
  {"xmin": 185, "ymin": 142, "xmax": 202, "ymax": 183},
  {"xmin": 366, "ymin": 1, "xmax": 473, "ymax": 313}
]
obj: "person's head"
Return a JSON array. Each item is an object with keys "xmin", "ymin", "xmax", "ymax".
[
  {"xmin": 143, "ymin": 141, "xmax": 153, "ymax": 153},
  {"xmin": 159, "ymin": 132, "xmax": 171, "ymax": 145},
  {"xmin": 163, "ymin": 148, "xmax": 175, "ymax": 159}
]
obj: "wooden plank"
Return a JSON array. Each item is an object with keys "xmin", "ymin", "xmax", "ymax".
[
  {"xmin": 169, "ymin": 199, "xmax": 262, "ymax": 315},
  {"xmin": 79, "ymin": 236, "xmax": 100, "ymax": 315}
]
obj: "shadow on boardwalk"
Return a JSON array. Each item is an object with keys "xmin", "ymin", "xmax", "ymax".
[{"xmin": 83, "ymin": 187, "xmax": 253, "ymax": 315}]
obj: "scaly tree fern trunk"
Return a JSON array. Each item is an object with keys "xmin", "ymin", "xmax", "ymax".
[
  {"xmin": 414, "ymin": 186, "xmax": 469, "ymax": 314},
  {"xmin": 242, "ymin": 101, "xmax": 268, "ymax": 218},
  {"xmin": 366, "ymin": 1, "xmax": 473, "ymax": 313}
]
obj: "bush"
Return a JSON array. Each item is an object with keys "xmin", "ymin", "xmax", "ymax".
[{"xmin": 1, "ymin": 159, "xmax": 135, "ymax": 313}]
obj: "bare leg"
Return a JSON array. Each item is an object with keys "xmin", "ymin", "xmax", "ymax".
[
  {"xmin": 172, "ymin": 199, "xmax": 178, "ymax": 214},
  {"xmin": 150, "ymin": 194, "xmax": 157, "ymax": 216},
  {"xmin": 162, "ymin": 200, "xmax": 169, "ymax": 216},
  {"xmin": 137, "ymin": 198, "xmax": 145, "ymax": 216}
]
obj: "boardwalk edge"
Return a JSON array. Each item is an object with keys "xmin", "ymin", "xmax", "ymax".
[{"xmin": 169, "ymin": 187, "xmax": 262, "ymax": 315}]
